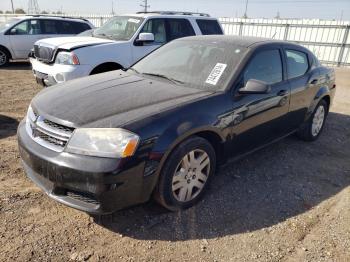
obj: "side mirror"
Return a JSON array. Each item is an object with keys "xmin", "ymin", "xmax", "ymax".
[
  {"xmin": 135, "ymin": 33, "xmax": 154, "ymax": 45},
  {"xmin": 238, "ymin": 79, "xmax": 271, "ymax": 94},
  {"xmin": 10, "ymin": 28, "xmax": 17, "ymax": 35}
]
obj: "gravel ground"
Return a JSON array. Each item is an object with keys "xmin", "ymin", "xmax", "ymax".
[{"xmin": 0, "ymin": 63, "xmax": 349, "ymax": 262}]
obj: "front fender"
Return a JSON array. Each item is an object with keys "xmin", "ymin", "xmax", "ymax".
[
  {"xmin": 76, "ymin": 42, "xmax": 131, "ymax": 68},
  {"xmin": 152, "ymin": 115, "xmax": 226, "ymax": 155}
]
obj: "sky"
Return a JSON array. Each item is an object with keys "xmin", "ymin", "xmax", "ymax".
[{"xmin": 1, "ymin": 0, "xmax": 350, "ymax": 20}]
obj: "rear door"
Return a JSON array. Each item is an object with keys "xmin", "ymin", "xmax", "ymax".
[
  {"xmin": 230, "ymin": 46, "xmax": 291, "ymax": 155},
  {"xmin": 283, "ymin": 47, "xmax": 321, "ymax": 131},
  {"xmin": 8, "ymin": 19, "xmax": 42, "ymax": 59}
]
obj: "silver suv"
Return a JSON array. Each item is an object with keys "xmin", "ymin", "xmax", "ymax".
[{"xmin": 0, "ymin": 15, "xmax": 94, "ymax": 66}]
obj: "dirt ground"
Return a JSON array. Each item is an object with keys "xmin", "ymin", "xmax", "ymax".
[{"xmin": 0, "ymin": 63, "xmax": 349, "ymax": 262}]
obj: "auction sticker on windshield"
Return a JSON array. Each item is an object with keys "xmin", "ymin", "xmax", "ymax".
[
  {"xmin": 206, "ymin": 63, "xmax": 227, "ymax": 85},
  {"xmin": 128, "ymin": 18, "xmax": 141, "ymax": 24}
]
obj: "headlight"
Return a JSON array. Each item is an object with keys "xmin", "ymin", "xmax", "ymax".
[
  {"xmin": 26, "ymin": 105, "xmax": 36, "ymax": 122},
  {"xmin": 55, "ymin": 51, "xmax": 80, "ymax": 65},
  {"xmin": 66, "ymin": 128, "xmax": 140, "ymax": 158}
]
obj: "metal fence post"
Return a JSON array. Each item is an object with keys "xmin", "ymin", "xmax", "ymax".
[
  {"xmin": 338, "ymin": 25, "xmax": 350, "ymax": 67},
  {"xmin": 239, "ymin": 22, "xmax": 243, "ymax": 36},
  {"xmin": 283, "ymin": 24, "xmax": 290, "ymax": 41}
]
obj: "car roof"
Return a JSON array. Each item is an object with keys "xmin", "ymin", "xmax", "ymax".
[
  {"xmin": 14, "ymin": 15, "xmax": 90, "ymax": 23},
  {"xmin": 123, "ymin": 11, "xmax": 216, "ymax": 19},
  {"xmin": 179, "ymin": 35, "xmax": 298, "ymax": 48}
]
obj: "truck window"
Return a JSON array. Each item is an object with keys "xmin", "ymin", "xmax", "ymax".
[
  {"xmin": 166, "ymin": 19, "xmax": 195, "ymax": 41},
  {"xmin": 196, "ymin": 20, "xmax": 223, "ymax": 35}
]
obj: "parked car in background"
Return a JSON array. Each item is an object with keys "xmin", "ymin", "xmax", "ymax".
[
  {"xmin": 30, "ymin": 11, "xmax": 224, "ymax": 86},
  {"xmin": 0, "ymin": 15, "xmax": 94, "ymax": 67},
  {"xmin": 18, "ymin": 36, "xmax": 335, "ymax": 214}
]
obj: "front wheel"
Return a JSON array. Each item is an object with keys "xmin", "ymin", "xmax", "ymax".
[
  {"xmin": 297, "ymin": 99, "xmax": 328, "ymax": 141},
  {"xmin": 0, "ymin": 48, "xmax": 10, "ymax": 67},
  {"xmin": 154, "ymin": 136, "xmax": 216, "ymax": 211}
]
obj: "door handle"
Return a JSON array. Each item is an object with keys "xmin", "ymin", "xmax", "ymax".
[
  {"xmin": 309, "ymin": 79, "xmax": 318, "ymax": 85},
  {"xmin": 277, "ymin": 90, "xmax": 288, "ymax": 96}
]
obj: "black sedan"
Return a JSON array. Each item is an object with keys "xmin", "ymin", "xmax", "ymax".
[{"xmin": 18, "ymin": 36, "xmax": 336, "ymax": 214}]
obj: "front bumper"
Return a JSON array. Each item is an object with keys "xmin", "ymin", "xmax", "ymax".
[
  {"xmin": 17, "ymin": 121, "xmax": 157, "ymax": 214},
  {"xmin": 30, "ymin": 58, "xmax": 92, "ymax": 87}
]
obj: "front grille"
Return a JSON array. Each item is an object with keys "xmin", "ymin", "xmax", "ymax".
[
  {"xmin": 66, "ymin": 190, "xmax": 100, "ymax": 206},
  {"xmin": 34, "ymin": 44, "xmax": 55, "ymax": 63},
  {"xmin": 26, "ymin": 110, "xmax": 74, "ymax": 152},
  {"xmin": 43, "ymin": 119, "xmax": 74, "ymax": 134}
]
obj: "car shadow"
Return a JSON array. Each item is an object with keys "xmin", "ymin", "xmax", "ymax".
[
  {"xmin": 94, "ymin": 112, "xmax": 350, "ymax": 241},
  {"xmin": 1, "ymin": 61, "xmax": 31, "ymax": 70},
  {"xmin": 0, "ymin": 115, "xmax": 19, "ymax": 139}
]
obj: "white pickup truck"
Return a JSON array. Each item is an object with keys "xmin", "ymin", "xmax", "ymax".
[{"xmin": 30, "ymin": 11, "xmax": 224, "ymax": 86}]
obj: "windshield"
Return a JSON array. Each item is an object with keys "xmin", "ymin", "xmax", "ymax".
[
  {"xmin": 0, "ymin": 18, "xmax": 21, "ymax": 32},
  {"xmin": 93, "ymin": 16, "xmax": 143, "ymax": 41},
  {"xmin": 132, "ymin": 39, "xmax": 248, "ymax": 91}
]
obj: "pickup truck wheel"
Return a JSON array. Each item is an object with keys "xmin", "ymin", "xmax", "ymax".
[
  {"xmin": 155, "ymin": 136, "xmax": 216, "ymax": 211},
  {"xmin": 0, "ymin": 48, "xmax": 10, "ymax": 67},
  {"xmin": 297, "ymin": 99, "xmax": 328, "ymax": 141}
]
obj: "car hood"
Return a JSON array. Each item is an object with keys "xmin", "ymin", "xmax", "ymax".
[
  {"xmin": 35, "ymin": 36, "xmax": 117, "ymax": 50},
  {"xmin": 31, "ymin": 71, "xmax": 213, "ymax": 128}
]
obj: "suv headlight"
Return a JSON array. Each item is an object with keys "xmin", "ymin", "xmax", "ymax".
[
  {"xmin": 55, "ymin": 51, "xmax": 80, "ymax": 65},
  {"xmin": 66, "ymin": 128, "xmax": 140, "ymax": 158}
]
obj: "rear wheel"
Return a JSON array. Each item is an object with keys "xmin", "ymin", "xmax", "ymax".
[
  {"xmin": 0, "ymin": 47, "xmax": 10, "ymax": 67},
  {"xmin": 155, "ymin": 137, "xmax": 216, "ymax": 211},
  {"xmin": 297, "ymin": 99, "xmax": 328, "ymax": 141}
]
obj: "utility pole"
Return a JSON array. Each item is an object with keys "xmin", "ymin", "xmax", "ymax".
[
  {"xmin": 28, "ymin": 0, "xmax": 40, "ymax": 14},
  {"xmin": 140, "ymin": 0, "xmax": 150, "ymax": 13},
  {"xmin": 10, "ymin": 0, "xmax": 15, "ymax": 14},
  {"xmin": 112, "ymin": 1, "xmax": 115, "ymax": 15},
  {"xmin": 243, "ymin": 0, "xmax": 249, "ymax": 19}
]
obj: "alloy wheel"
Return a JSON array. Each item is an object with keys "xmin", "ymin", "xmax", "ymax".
[
  {"xmin": 311, "ymin": 105, "xmax": 325, "ymax": 136},
  {"xmin": 171, "ymin": 149, "xmax": 210, "ymax": 202},
  {"xmin": 0, "ymin": 51, "xmax": 7, "ymax": 66}
]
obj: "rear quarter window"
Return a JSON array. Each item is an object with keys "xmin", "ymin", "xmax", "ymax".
[
  {"xmin": 196, "ymin": 19, "xmax": 223, "ymax": 35},
  {"xmin": 286, "ymin": 50, "xmax": 309, "ymax": 79}
]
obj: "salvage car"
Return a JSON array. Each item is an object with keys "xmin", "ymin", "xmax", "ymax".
[
  {"xmin": 0, "ymin": 15, "xmax": 93, "ymax": 66},
  {"xmin": 18, "ymin": 36, "xmax": 336, "ymax": 214},
  {"xmin": 30, "ymin": 11, "xmax": 224, "ymax": 86}
]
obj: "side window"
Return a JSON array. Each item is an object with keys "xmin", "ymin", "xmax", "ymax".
[
  {"xmin": 141, "ymin": 19, "xmax": 166, "ymax": 44},
  {"xmin": 41, "ymin": 20, "xmax": 58, "ymax": 34},
  {"xmin": 167, "ymin": 19, "xmax": 195, "ymax": 41},
  {"xmin": 57, "ymin": 21, "xmax": 75, "ymax": 34},
  {"xmin": 243, "ymin": 49, "xmax": 283, "ymax": 85},
  {"xmin": 286, "ymin": 50, "xmax": 309, "ymax": 79},
  {"xmin": 72, "ymin": 22, "xmax": 91, "ymax": 34},
  {"xmin": 196, "ymin": 20, "xmax": 223, "ymax": 35},
  {"xmin": 12, "ymin": 20, "xmax": 41, "ymax": 35}
]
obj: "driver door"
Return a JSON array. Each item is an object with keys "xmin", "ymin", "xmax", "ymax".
[
  {"xmin": 9, "ymin": 19, "xmax": 41, "ymax": 59},
  {"xmin": 230, "ymin": 47, "xmax": 291, "ymax": 156},
  {"xmin": 132, "ymin": 18, "xmax": 167, "ymax": 63}
]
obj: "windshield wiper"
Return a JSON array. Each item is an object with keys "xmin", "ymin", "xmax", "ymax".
[
  {"xmin": 94, "ymin": 33, "xmax": 114, "ymax": 39},
  {"xmin": 127, "ymin": 68, "xmax": 140, "ymax": 74},
  {"xmin": 142, "ymin": 73, "xmax": 185, "ymax": 85}
]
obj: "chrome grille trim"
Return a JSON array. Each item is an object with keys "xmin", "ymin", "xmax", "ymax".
[
  {"xmin": 26, "ymin": 110, "xmax": 74, "ymax": 152},
  {"xmin": 34, "ymin": 44, "xmax": 56, "ymax": 63}
]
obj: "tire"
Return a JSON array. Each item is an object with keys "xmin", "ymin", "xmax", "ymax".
[
  {"xmin": 0, "ymin": 47, "xmax": 10, "ymax": 67},
  {"xmin": 297, "ymin": 99, "xmax": 328, "ymax": 141},
  {"xmin": 154, "ymin": 136, "xmax": 216, "ymax": 211}
]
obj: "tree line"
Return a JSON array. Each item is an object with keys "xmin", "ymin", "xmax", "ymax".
[{"xmin": 0, "ymin": 9, "xmax": 64, "ymax": 15}]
